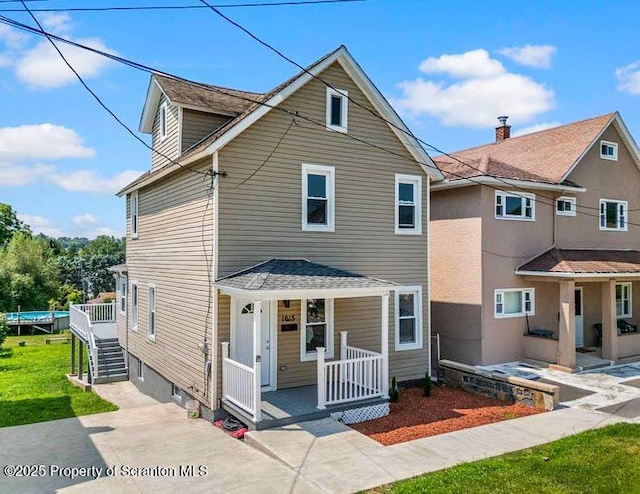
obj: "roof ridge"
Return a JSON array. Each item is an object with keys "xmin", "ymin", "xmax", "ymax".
[{"xmin": 154, "ymin": 74, "xmax": 264, "ymax": 97}]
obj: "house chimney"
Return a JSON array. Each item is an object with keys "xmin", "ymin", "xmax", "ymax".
[{"xmin": 495, "ymin": 116, "xmax": 511, "ymax": 142}]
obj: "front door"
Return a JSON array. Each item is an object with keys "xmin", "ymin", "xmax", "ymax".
[
  {"xmin": 234, "ymin": 301, "xmax": 271, "ymax": 387},
  {"xmin": 575, "ymin": 287, "xmax": 584, "ymax": 348}
]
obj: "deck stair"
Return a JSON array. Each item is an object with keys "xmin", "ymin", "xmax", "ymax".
[{"xmin": 93, "ymin": 338, "xmax": 128, "ymax": 384}]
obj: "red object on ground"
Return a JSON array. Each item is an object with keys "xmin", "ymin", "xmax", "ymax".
[
  {"xmin": 351, "ymin": 386, "xmax": 545, "ymax": 446},
  {"xmin": 214, "ymin": 420, "xmax": 248, "ymax": 439}
]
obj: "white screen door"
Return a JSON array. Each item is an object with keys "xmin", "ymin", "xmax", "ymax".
[
  {"xmin": 575, "ymin": 288, "xmax": 584, "ymax": 348},
  {"xmin": 235, "ymin": 301, "xmax": 271, "ymax": 387}
]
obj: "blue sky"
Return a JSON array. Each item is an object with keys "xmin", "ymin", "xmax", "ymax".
[{"xmin": 1, "ymin": 0, "xmax": 639, "ymax": 238}]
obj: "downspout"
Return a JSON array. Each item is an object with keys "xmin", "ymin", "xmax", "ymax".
[{"xmin": 426, "ymin": 176, "xmax": 433, "ymax": 378}]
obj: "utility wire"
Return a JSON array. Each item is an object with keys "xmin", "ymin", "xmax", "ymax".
[
  {"xmin": 1, "ymin": 14, "xmax": 636, "ymax": 228},
  {"xmin": 0, "ymin": 0, "xmax": 369, "ymax": 12}
]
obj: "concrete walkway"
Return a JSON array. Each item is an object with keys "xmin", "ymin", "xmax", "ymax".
[
  {"xmin": 246, "ymin": 407, "xmax": 631, "ymax": 493},
  {"xmin": 0, "ymin": 383, "xmax": 322, "ymax": 494}
]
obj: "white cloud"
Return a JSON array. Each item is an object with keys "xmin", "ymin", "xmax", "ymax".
[
  {"xmin": 0, "ymin": 14, "xmax": 116, "ymax": 89},
  {"xmin": 48, "ymin": 169, "xmax": 142, "ymax": 194},
  {"xmin": 419, "ymin": 49, "xmax": 505, "ymax": 79},
  {"xmin": 0, "ymin": 124, "xmax": 95, "ymax": 161},
  {"xmin": 73, "ymin": 213, "xmax": 98, "ymax": 226},
  {"xmin": 0, "ymin": 162, "xmax": 52, "ymax": 186},
  {"xmin": 15, "ymin": 37, "xmax": 116, "ymax": 89},
  {"xmin": 512, "ymin": 122, "xmax": 561, "ymax": 137},
  {"xmin": 393, "ymin": 49, "xmax": 555, "ymax": 128},
  {"xmin": 616, "ymin": 62, "xmax": 640, "ymax": 95},
  {"xmin": 498, "ymin": 45, "xmax": 556, "ymax": 69},
  {"xmin": 17, "ymin": 214, "xmax": 65, "ymax": 238}
]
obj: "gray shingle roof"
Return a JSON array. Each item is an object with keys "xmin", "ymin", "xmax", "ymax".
[{"xmin": 216, "ymin": 259, "xmax": 396, "ymax": 292}]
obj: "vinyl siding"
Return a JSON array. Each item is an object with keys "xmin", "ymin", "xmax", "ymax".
[
  {"xmin": 181, "ymin": 109, "xmax": 231, "ymax": 152},
  {"xmin": 216, "ymin": 61, "xmax": 430, "ymax": 386},
  {"xmin": 151, "ymin": 94, "xmax": 180, "ymax": 172},
  {"xmin": 123, "ymin": 158, "xmax": 214, "ymax": 404}
]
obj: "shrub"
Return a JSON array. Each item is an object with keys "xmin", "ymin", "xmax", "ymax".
[
  {"xmin": 0, "ymin": 315, "xmax": 8, "ymax": 349},
  {"xmin": 389, "ymin": 375, "xmax": 400, "ymax": 403},
  {"xmin": 423, "ymin": 371, "xmax": 433, "ymax": 397}
]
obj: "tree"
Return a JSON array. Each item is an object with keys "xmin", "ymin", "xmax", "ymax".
[
  {"xmin": 0, "ymin": 315, "xmax": 7, "ymax": 350},
  {"xmin": 49, "ymin": 284, "xmax": 83, "ymax": 310},
  {"xmin": 0, "ymin": 203, "xmax": 31, "ymax": 247},
  {"xmin": 0, "ymin": 233, "xmax": 60, "ymax": 311}
]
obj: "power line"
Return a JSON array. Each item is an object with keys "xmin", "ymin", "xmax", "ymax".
[
  {"xmin": 1, "ymin": 14, "xmax": 636, "ymax": 229},
  {"xmin": 0, "ymin": 0, "xmax": 369, "ymax": 12}
]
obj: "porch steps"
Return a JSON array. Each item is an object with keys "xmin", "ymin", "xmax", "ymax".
[
  {"xmin": 93, "ymin": 338, "xmax": 128, "ymax": 384},
  {"xmin": 221, "ymin": 396, "xmax": 388, "ymax": 431}
]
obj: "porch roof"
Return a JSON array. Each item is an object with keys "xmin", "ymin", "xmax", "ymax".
[
  {"xmin": 516, "ymin": 248, "xmax": 640, "ymax": 278},
  {"xmin": 215, "ymin": 259, "xmax": 396, "ymax": 299}
]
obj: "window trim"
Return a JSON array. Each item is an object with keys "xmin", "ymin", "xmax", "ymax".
[
  {"xmin": 494, "ymin": 288, "xmax": 535, "ymax": 319},
  {"xmin": 600, "ymin": 140, "xmax": 618, "ymax": 161},
  {"xmin": 131, "ymin": 281, "xmax": 139, "ymax": 332},
  {"xmin": 495, "ymin": 191, "xmax": 535, "ymax": 221},
  {"xmin": 159, "ymin": 102, "xmax": 168, "ymax": 141},
  {"xmin": 118, "ymin": 276, "xmax": 127, "ymax": 315},
  {"xmin": 137, "ymin": 359, "xmax": 144, "ymax": 381},
  {"xmin": 599, "ymin": 198, "xmax": 628, "ymax": 232},
  {"xmin": 148, "ymin": 283, "xmax": 156, "ymax": 341},
  {"xmin": 395, "ymin": 174, "xmax": 423, "ymax": 235},
  {"xmin": 300, "ymin": 298, "xmax": 334, "ymax": 362},
  {"xmin": 301, "ymin": 163, "xmax": 335, "ymax": 232},
  {"xmin": 325, "ymin": 87, "xmax": 348, "ymax": 133},
  {"xmin": 131, "ymin": 190, "xmax": 139, "ymax": 239},
  {"xmin": 556, "ymin": 196, "xmax": 576, "ymax": 217},
  {"xmin": 171, "ymin": 383, "xmax": 182, "ymax": 402},
  {"xmin": 616, "ymin": 282, "xmax": 632, "ymax": 319},
  {"xmin": 394, "ymin": 286, "xmax": 423, "ymax": 351}
]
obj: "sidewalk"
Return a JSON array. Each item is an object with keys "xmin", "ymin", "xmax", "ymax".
[{"xmin": 246, "ymin": 407, "xmax": 631, "ymax": 493}]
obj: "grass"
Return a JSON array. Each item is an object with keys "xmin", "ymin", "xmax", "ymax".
[
  {"xmin": 370, "ymin": 423, "xmax": 640, "ymax": 494},
  {"xmin": 0, "ymin": 333, "xmax": 118, "ymax": 428}
]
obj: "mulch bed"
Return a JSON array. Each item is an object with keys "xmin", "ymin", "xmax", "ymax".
[{"xmin": 351, "ymin": 386, "xmax": 545, "ymax": 446}]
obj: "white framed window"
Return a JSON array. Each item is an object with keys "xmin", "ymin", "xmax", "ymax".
[
  {"xmin": 119, "ymin": 277, "xmax": 127, "ymax": 315},
  {"xmin": 395, "ymin": 174, "xmax": 422, "ymax": 235},
  {"xmin": 171, "ymin": 383, "xmax": 181, "ymax": 402},
  {"xmin": 300, "ymin": 298, "xmax": 334, "ymax": 361},
  {"xmin": 302, "ymin": 163, "xmax": 335, "ymax": 232},
  {"xmin": 131, "ymin": 281, "xmax": 139, "ymax": 331},
  {"xmin": 160, "ymin": 102, "xmax": 168, "ymax": 140},
  {"xmin": 616, "ymin": 282, "xmax": 632, "ymax": 318},
  {"xmin": 395, "ymin": 286, "xmax": 423, "ymax": 351},
  {"xmin": 556, "ymin": 196, "xmax": 576, "ymax": 217},
  {"xmin": 599, "ymin": 199, "xmax": 627, "ymax": 231},
  {"xmin": 495, "ymin": 191, "xmax": 535, "ymax": 221},
  {"xmin": 137, "ymin": 359, "xmax": 144, "ymax": 381},
  {"xmin": 495, "ymin": 288, "xmax": 535, "ymax": 318},
  {"xmin": 148, "ymin": 284, "xmax": 156, "ymax": 340},
  {"xmin": 326, "ymin": 87, "xmax": 348, "ymax": 133},
  {"xmin": 131, "ymin": 190, "xmax": 139, "ymax": 239},
  {"xmin": 600, "ymin": 140, "xmax": 618, "ymax": 161}
]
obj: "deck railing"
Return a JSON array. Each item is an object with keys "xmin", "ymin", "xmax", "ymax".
[
  {"xmin": 317, "ymin": 334, "xmax": 385, "ymax": 409},
  {"xmin": 221, "ymin": 342, "xmax": 257, "ymax": 419},
  {"xmin": 69, "ymin": 302, "xmax": 117, "ymax": 380},
  {"xmin": 72, "ymin": 303, "xmax": 116, "ymax": 324}
]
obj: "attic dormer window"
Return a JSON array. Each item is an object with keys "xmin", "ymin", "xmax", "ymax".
[
  {"xmin": 326, "ymin": 88, "xmax": 348, "ymax": 133},
  {"xmin": 600, "ymin": 140, "xmax": 618, "ymax": 161},
  {"xmin": 160, "ymin": 102, "xmax": 168, "ymax": 140}
]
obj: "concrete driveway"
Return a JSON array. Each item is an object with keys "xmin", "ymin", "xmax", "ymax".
[{"xmin": 0, "ymin": 384, "xmax": 321, "ymax": 494}]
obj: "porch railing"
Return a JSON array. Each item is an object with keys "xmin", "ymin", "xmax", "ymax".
[
  {"xmin": 317, "ymin": 332, "xmax": 385, "ymax": 409},
  {"xmin": 72, "ymin": 302, "xmax": 115, "ymax": 324},
  {"xmin": 221, "ymin": 342, "xmax": 258, "ymax": 420}
]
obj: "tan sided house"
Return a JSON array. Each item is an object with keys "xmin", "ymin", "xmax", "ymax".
[
  {"xmin": 431, "ymin": 113, "xmax": 640, "ymax": 372},
  {"xmin": 84, "ymin": 46, "xmax": 444, "ymax": 428}
]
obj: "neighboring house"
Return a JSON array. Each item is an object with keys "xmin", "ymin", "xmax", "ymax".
[
  {"xmin": 110, "ymin": 46, "xmax": 443, "ymax": 428},
  {"xmin": 431, "ymin": 112, "xmax": 640, "ymax": 371}
]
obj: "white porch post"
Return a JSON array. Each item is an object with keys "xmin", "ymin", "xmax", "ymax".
[
  {"xmin": 602, "ymin": 280, "xmax": 618, "ymax": 361},
  {"xmin": 221, "ymin": 341, "xmax": 230, "ymax": 359},
  {"xmin": 557, "ymin": 280, "xmax": 576, "ymax": 369},
  {"xmin": 317, "ymin": 347, "xmax": 326, "ymax": 410},
  {"xmin": 253, "ymin": 300, "xmax": 262, "ymax": 422},
  {"xmin": 381, "ymin": 293, "xmax": 390, "ymax": 398},
  {"xmin": 340, "ymin": 331, "xmax": 348, "ymax": 360}
]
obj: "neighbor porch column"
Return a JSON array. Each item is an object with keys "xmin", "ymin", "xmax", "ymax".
[
  {"xmin": 381, "ymin": 293, "xmax": 390, "ymax": 398},
  {"xmin": 70, "ymin": 333, "xmax": 76, "ymax": 376},
  {"xmin": 252, "ymin": 300, "xmax": 262, "ymax": 422},
  {"xmin": 602, "ymin": 280, "xmax": 618, "ymax": 361},
  {"xmin": 557, "ymin": 280, "xmax": 576, "ymax": 369},
  {"xmin": 78, "ymin": 340, "xmax": 84, "ymax": 381}
]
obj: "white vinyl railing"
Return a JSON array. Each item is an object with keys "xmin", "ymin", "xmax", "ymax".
[
  {"xmin": 221, "ymin": 342, "xmax": 257, "ymax": 419},
  {"xmin": 72, "ymin": 302, "xmax": 116, "ymax": 324},
  {"xmin": 69, "ymin": 302, "xmax": 117, "ymax": 380}
]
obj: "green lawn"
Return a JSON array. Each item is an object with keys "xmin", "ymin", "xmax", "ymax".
[
  {"xmin": 0, "ymin": 333, "xmax": 118, "ymax": 428},
  {"xmin": 372, "ymin": 423, "xmax": 640, "ymax": 494}
]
